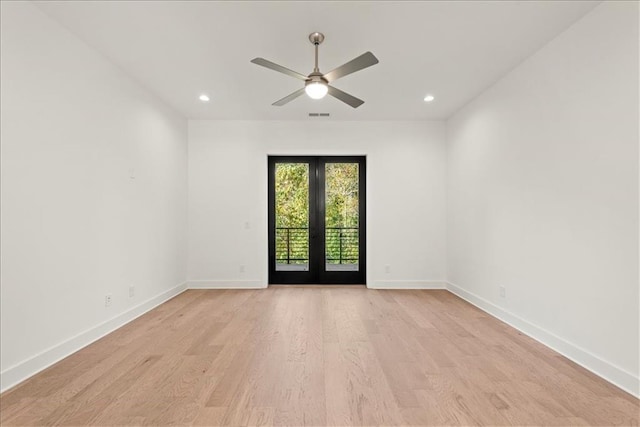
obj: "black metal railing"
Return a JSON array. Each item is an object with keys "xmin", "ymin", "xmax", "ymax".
[
  {"xmin": 275, "ymin": 227, "xmax": 309, "ymax": 264},
  {"xmin": 325, "ymin": 227, "xmax": 359, "ymax": 264},
  {"xmin": 275, "ymin": 226, "xmax": 359, "ymax": 265}
]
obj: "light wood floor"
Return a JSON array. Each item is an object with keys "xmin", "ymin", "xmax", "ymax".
[{"xmin": 1, "ymin": 287, "xmax": 638, "ymax": 426}]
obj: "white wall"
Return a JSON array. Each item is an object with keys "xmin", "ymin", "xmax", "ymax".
[
  {"xmin": 0, "ymin": 2, "xmax": 188, "ymax": 391},
  {"xmin": 188, "ymin": 120, "xmax": 446, "ymax": 288},
  {"xmin": 446, "ymin": 1, "xmax": 639, "ymax": 396}
]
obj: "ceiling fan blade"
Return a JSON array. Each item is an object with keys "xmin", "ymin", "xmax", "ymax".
[
  {"xmin": 323, "ymin": 52, "xmax": 379, "ymax": 83},
  {"xmin": 327, "ymin": 86, "xmax": 364, "ymax": 108},
  {"xmin": 250, "ymin": 58, "xmax": 308, "ymax": 81},
  {"xmin": 272, "ymin": 88, "xmax": 306, "ymax": 106}
]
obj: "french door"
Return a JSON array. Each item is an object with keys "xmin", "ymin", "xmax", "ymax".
[{"xmin": 268, "ymin": 156, "xmax": 366, "ymax": 284}]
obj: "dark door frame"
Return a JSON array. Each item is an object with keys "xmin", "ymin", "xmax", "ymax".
[{"xmin": 268, "ymin": 155, "xmax": 366, "ymax": 285}]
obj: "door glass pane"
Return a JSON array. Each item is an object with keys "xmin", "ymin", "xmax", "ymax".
[
  {"xmin": 275, "ymin": 163, "xmax": 309, "ymax": 271},
  {"xmin": 325, "ymin": 163, "xmax": 359, "ymax": 271}
]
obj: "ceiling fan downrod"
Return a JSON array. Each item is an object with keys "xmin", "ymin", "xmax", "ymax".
[{"xmin": 309, "ymin": 32, "xmax": 324, "ymax": 74}]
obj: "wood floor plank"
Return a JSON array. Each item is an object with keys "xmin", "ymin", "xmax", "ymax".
[{"xmin": 1, "ymin": 287, "xmax": 637, "ymax": 426}]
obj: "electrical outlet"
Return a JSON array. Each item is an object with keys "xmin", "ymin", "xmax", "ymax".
[
  {"xmin": 105, "ymin": 294, "xmax": 112, "ymax": 307},
  {"xmin": 499, "ymin": 286, "xmax": 506, "ymax": 298},
  {"xmin": 129, "ymin": 285, "xmax": 135, "ymax": 298},
  {"xmin": 385, "ymin": 265, "xmax": 391, "ymax": 274},
  {"xmin": 244, "ymin": 221, "xmax": 250, "ymax": 230},
  {"xmin": 239, "ymin": 265, "xmax": 245, "ymax": 273}
]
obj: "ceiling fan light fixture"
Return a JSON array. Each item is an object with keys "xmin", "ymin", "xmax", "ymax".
[{"xmin": 305, "ymin": 81, "xmax": 328, "ymax": 99}]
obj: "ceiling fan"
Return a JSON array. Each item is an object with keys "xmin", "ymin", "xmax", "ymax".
[{"xmin": 250, "ymin": 32, "xmax": 379, "ymax": 108}]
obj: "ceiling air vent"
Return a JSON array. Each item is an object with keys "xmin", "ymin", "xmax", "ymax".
[{"xmin": 308, "ymin": 113, "xmax": 330, "ymax": 117}]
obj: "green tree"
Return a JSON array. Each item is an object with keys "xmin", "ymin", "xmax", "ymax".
[
  {"xmin": 325, "ymin": 163, "xmax": 359, "ymax": 228},
  {"xmin": 275, "ymin": 163, "xmax": 309, "ymax": 228}
]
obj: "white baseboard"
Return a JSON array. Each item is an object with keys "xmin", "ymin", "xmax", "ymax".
[
  {"xmin": 446, "ymin": 282, "xmax": 639, "ymax": 398},
  {"xmin": 369, "ymin": 280, "xmax": 446, "ymax": 289},
  {"xmin": 188, "ymin": 280, "xmax": 266, "ymax": 289},
  {"xmin": 0, "ymin": 282, "xmax": 188, "ymax": 393}
]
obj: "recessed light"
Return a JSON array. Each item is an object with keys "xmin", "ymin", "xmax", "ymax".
[
  {"xmin": 424, "ymin": 94, "xmax": 435, "ymax": 102},
  {"xmin": 199, "ymin": 94, "xmax": 210, "ymax": 102}
]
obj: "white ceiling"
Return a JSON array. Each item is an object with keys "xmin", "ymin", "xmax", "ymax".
[{"xmin": 35, "ymin": 1, "xmax": 599, "ymax": 121}]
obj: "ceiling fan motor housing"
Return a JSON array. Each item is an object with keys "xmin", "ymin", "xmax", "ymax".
[{"xmin": 306, "ymin": 72, "xmax": 327, "ymax": 85}]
